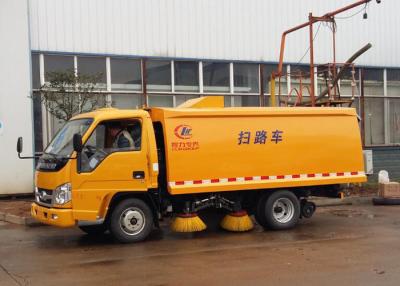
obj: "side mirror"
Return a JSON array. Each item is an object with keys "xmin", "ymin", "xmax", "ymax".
[
  {"xmin": 16, "ymin": 137, "xmax": 37, "ymax": 159},
  {"xmin": 73, "ymin": 134, "xmax": 83, "ymax": 153},
  {"xmin": 17, "ymin": 137, "xmax": 23, "ymax": 154}
]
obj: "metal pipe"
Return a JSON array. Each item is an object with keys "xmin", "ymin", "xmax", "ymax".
[
  {"xmin": 316, "ymin": 43, "xmax": 372, "ymax": 101},
  {"xmin": 360, "ymin": 68, "xmax": 366, "ymax": 147},
  {"xmin": 277, "ymin": 20, "xmax": 313, "ymax": 76},
  {"xmin": 332, "ymin": 22, "xmax": 338, "ymax": 98},
  {"xmin": 299, "ymin": 43, "xmax": 372, "ymax": 105},
  {"xmin": 323, "ymin": 0, "xmax": 372, "ymax": 18},
  {"xmin": 141, "ymin": 59, "xmax": 148, "ymax": 108},
  {"xmin": 270, "ymin": 73, "xmax": 276, "ymax": 107},
  {"xmin": 278, "ymin": 73, "xmax": 282, "ymax": 106},
  {"xmin": 276, "ymin": 0, "xmax": 372, "ymax": 77},
  {"xmin": 309, "ymin": 13, "xmax": 315, "ymax": 105},
  {"xmin": 259, "ymin": 64, "xmax": 265, "ymax": 107}
]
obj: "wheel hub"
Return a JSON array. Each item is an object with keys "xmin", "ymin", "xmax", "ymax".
[
  {"xmin": 272, "ymin": 198, "xmax": 295, "ymax": 223},
  {"xmin": 120, "ymin": 208, "xmax": 146, "ymax": 235}
]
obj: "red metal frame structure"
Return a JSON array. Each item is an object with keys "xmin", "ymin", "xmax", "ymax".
[{"xmin": 274, "ymin": 0, "xmax": 375, "ymax": 107}]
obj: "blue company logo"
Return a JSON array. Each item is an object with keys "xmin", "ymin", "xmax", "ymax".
[{"xmin": 174, "ymin": 125, "xmax": 192, "ymax": 139}]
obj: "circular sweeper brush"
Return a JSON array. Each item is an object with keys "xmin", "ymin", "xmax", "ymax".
[
  {"xmin": 170, "ymin": 213, "xmax": 207, "ymax": 233},
  {"xmin": 220, "ymin": 210, "xmax": 254, "ymax": 232}
]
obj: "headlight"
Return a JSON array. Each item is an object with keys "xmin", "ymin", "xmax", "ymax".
[{"xmin": 54, "ymin": 183, "xmax": 72, "ymax": 205}]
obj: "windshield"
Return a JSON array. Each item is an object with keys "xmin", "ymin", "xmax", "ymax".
[{"xmin": 44, "ymin": 118, "xmax": 93, "ymax": 157}]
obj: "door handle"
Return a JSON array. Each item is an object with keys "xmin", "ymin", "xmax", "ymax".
[{"xmin": 133, "ymin": 171, "xmax": 145, "ymax": 179}]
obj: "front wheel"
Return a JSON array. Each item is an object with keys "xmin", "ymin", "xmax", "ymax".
[
  {"xmin": 256, "ymin": 190, "xmax": 300, "ymax": 230},
  {"xmin": 109, "ymin": 198, "xmax": 154, "ymax": 243}
]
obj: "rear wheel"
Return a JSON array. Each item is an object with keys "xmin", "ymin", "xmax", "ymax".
[
  {"xmin": 79, "ymin": 224, "xmax": 107, "ymax": 235},
  {"xmin": 256, "ymin": 190, "xmax": 300, "ymax": 230},
  {"xmin": 109, "ymin": 198, "xmax": 154, "ymax": 243},
  {"xmin": 255, "ymin": 193, "xmax": 269, "ymax": 227}
]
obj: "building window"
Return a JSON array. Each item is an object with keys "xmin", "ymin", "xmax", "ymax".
[
  {"xmin": 234, "ymin": 95, "xmax": 260, "ymax": 107},
  {"xmin": 338, "ymin": 67, "xmax": 359, "ymax": 96},
  {"xmin": 42, "ymin": 55, "xmax": 75, "ymax": 93},
  {"xmin": 32, "ymin": 91, "xmax": 43, "ymax": 152},
  {"xmin": 203, "ymin": 62, "xmax": 230, "ymax": 92},
  {"xmin": 175, "ymin": 94, "xmax": 199, "ymax": 106},
  {"xmin": 317, "ymin": 65, "xmax": 337, "ymax": 97},
  {"xmin": 387, "ymin": 69, "xmax": 400, "ymax": 97},
  {"xmin": 388, "ymin": 69, "xmax": 400, "ymax": 82},
  {"xmin": 270, "ymin": 64, "xmax": 288, "ymax": 97},
  {"xmin": 389, "ymin": 98, "xmax": 400, "ymax": 143},
  {"xmin": 364, "ymin": 97, "xmax": 385, "ymax": 145},
  {"xmin": 44, "ymin": 55, "xmax": 74, "ymax": 78},
  {"xmin": 148, "ymin": 95, "xmax": 174, "ymax": 107},
  {"xmin": 31, "ymin": 53, "xmax": 40, "ymax": 89},
  {"xmin": 234, "ymin": 63, "xmax": 259, "ymax": 93},
  {"xmin": 77, "ymin": 56, "xmax": 107, "ymax": 89},
  {"xmin": 364, "ymin": 68, "xmax": 383, "ymax": 81},
  {"xmin": 224, "ymin": 96, "xmax": 232, "ymax": 107},
  {"xmin": 111, "ymin": 94, "xmax": 142, "ymax": 109},
  {"xmin": 387, "ymin": 69, "xmax": 400, "ymax": 143},
  {"xmin": 262, "ymin": 64, "xmax": 278, "ymax": 95},
  {"xmin": 110, "ymin": 58, "xmax": 141, "ymax": 91},
  {"xmin": 363, "ymin": 68, "xmax": 384, "ymax": 96},
  {"xmin": 174, "ymin": 61, "xmax": 199, "ymax": 92},
  {"xmin": 290, "ymin": 64, "xmax": 311, "ymax": 99},
  {"xmin": 146, "ymin": 60, "xmax": 171, "ymax": 91}
]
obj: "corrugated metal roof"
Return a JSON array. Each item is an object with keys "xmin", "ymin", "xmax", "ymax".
[{"xmin": 28, "ymin": 0, "xmax": 400, "ymax": 67}]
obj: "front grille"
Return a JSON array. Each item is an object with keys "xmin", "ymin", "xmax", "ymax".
[{"xmin": 35, "ymin": 188, "xmax": 53, "ymax": 206}]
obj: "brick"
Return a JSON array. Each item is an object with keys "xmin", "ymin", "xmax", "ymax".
[{"xmin": 379, "ymin": 182, "xmax": 400, "ymax": 198}]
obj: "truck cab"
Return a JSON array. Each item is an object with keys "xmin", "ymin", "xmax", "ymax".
[{"xmin": 31, "ymin": 108, "xmax": 159, "ymax": 242}]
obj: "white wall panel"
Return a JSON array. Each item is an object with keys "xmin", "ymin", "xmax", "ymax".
[
  {"xmin": 0, "ymin": 0, "xmax": 34, "ymax": 194},
  {"xmin": 29, "ymin": 0, "xmax": 400, "ymax": 67}
]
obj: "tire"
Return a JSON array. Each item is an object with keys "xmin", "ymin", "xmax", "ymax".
[
  {"xmin": 300, "ymin": 200, "xmax": 316, "ymax": 218},
  {"xmin": 373, "ymin": 197, "xmax": 400, "ymax": 205},
  {"xmin": 255, "ymin": 193, "xmax": 270, "ymax": 227},
  {"xmin": 79, "ymin": 224, "xmax": 108, "ymax": 235},
  {"xmin": 109, "ymin": 198, "xmax": 154, "ymax": 243},
  {"xmin": 256, "ymin": 190, "xmax": 300, "ymax": 230}
]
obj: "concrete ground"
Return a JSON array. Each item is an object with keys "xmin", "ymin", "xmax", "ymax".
[{"xmin": 0, "ymin": 203, "xmax": 400, "ymax": 286}]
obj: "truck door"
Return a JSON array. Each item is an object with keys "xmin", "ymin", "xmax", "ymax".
[{"xmin": 71, "ymin": 118, "xmax": 149, "ymax": 214}]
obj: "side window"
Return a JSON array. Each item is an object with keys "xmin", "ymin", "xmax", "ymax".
[{"xmin": 81, "ymin": 119, "xmax": 142, "ymax": 172}]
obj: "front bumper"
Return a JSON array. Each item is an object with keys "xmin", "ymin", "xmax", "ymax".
[{"xmin": 31, "ymin": 203, "xmax": 76, "ymax": 227}]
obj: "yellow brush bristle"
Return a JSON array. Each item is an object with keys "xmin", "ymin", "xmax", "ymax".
[
  {"xmin": 220, "ymin": 213, "xmax": 254, "ymax": 232},
  {"xmin": 171, "ymin": 215, "xmax": 207, "ymax": 232}
]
